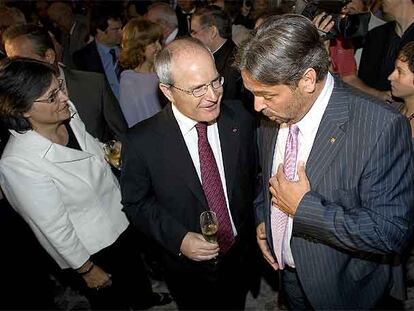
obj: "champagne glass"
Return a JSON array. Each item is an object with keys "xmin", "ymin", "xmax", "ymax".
[
  {"xmin": 200, "ymin": 211, "xmax": 218, "ymax": 243},
  {"xmin": 103, "ymin": 140, "xmax": 122, "ymax": 170}
]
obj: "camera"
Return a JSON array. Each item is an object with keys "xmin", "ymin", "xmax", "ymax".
[{"xmin": 301, "ymin": 0, "xmax": 366, "ymax": 40}]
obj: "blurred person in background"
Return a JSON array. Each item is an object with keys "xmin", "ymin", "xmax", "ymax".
[
  {"xmin": 119, "ymin": 18, "xmax": 163, "ymax": 128},
  {"xmin": 146, "ymin": 1, "xmax": 179, "ymax": 45},
  {"xmin": 3, "ymin": 24, "xmax": 127, "ymax": 141},
  {"xmin": 73, "ymin": 7, "xmax": 123, "ymax": 101},
  {"xmin": 191, "ymin": 5, "xmax": 243, "ymax": 101},
  {"xmin": 47, "ymin": 2, "xmax": 89, "ymax": 68}
]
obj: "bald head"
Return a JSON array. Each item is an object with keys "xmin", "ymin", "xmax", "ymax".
[
  {"xmin": 155, "ymin": 37, "xmax": 214, "ymax": 85},
  {"xmin": 147, "ymin": 2, "xmax": 178, "ymax": 30}
]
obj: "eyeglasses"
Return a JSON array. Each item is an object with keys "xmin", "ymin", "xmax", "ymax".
[
  {"xmin": 33, "ymin": 79, "xmax": 64, "ymax": 104},
  {"xmin": 170, "ymin": 76, "xmax": 224, "ymax": 98},
  {"xmin": 190, "ymin": 25, "xmax": 209, "ymax": 36}
]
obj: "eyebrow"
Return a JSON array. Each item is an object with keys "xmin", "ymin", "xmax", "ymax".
[{"xmin": 189, "ymin": 75, "xmax": 220, "ymax": 89}]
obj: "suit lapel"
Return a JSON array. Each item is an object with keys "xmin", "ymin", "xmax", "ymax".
[
  {"xmin": 217, "ymin": 104, "xmax": 240, "ymax": 205},
  {"xmin": 156, "ymin": 105, "xmax": 207, "ymax": 206},
  {"xmin": 306, "ymin": 80, "xmax": 350, "ymax": 187}
]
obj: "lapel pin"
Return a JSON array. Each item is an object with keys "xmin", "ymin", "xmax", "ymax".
[
  {"xmin": 232, "ymin": 128, "xmax": 238, "ymax": 133},
  {"xmin": 330, "ymin": 137, "xmax": 336, "ymax": 144}
]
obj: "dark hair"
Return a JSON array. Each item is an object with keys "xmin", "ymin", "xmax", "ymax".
[
  {"xmin": 193, "ymin": 5, "xmax": 232, "ymax": 39},
  {"xmin": 90, "ymin": 7, "xmax": 122, "ymax": 36},
  {"xmin": 236, "ymin": 14, "xmax": 329, "ymax": 87},
  {"xmin": 2, "ymin": 24, "xmax": 55, "ymax": 58},
  {"xmin": 398, "ymin": 41, "xmax": 414, "ymax": 73},
  {"xmin": 119, "ymin": 18, "xmax": 163, "ymax": 69},
  {"xmin": 0, "ymin": 57, "xmax": 56, "ymax": 132}
]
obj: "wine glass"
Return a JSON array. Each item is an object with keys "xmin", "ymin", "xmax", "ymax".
[
  {"xmin": 200, "ymin": 211, "xmax": 218, "ymax": 243},
  {"xmin": 103, "ymin": 140, "xmax": 122, "ymax": 170}
]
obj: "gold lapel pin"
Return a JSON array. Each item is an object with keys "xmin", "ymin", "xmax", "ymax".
[{"xmin": 330, "ymin": 137, "xmax": 336, "ymax": 144}]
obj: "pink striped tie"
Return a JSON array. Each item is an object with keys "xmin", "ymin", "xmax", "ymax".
[
  {"xmin": 196, "ymin": 122, "xmax": 234, "ymax": 253},
  {"xmin": 271, "ymin": 124, "xmax": 299, "ymax": 269}
]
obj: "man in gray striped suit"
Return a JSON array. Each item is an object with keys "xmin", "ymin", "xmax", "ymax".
[{"xmin": 237, "ymin": 14, "xmax": 414, "ymax": 309}]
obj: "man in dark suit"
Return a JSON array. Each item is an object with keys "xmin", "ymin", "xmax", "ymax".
[
  {"xmin": 121, "ymin": 37, "xmax": 260, "ymax": 310},
  {"xmin": 191, "ymin": 5, "xmax": 243, "ymax": 101},
  {"xmin": 46, "ymin": 2, "xmax": 89, "ymax": 69},
  {"xmin": 237, "ymin": 14, "xmax": 414, "ymax": 309},
  {"xmin": 72, "ymin": 9, "xmax": 123, "ymax": 101},
  {"xmin": 3, "ymin": 24, "xmax": 127, "ymax": 141}
]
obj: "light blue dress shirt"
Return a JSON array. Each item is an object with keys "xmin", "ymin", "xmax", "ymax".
[{"xmin": 96, "ymin": 41, "xmax": 120, "ymax": 101}]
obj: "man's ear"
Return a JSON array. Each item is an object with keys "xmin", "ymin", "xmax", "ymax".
[
  {"xmin": 300, "ymin": 68, "xmax": 317, "ymax": 94},
  {"xmin": 44, "ymin": 48, "xmax": 56, "ymax": 64},
  {"xmin": 210, "ymin": 25, "xmax": 219, "ymax": 40},
  {"xmin": 159, "ymin": 83, "xmax": 174, "ymax": 103}
]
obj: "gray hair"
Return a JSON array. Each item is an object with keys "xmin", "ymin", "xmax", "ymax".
[
  {"xmin": 155, "ymin": 37, "xmax": 213, "ymax": 85},
  {"xmin": 236, "ymin": 14, "xmax": 329, "ymax": 87},
  {"xmin": 147, "ymin": 2, "xmax": 178, "ymax": 29},
  {"xmin": 193, "ymin": 5, "xmax": 232, "ymax": 39}
]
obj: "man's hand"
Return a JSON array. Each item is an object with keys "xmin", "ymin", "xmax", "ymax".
[
  {"xmin": 180, "ymin": 232, "xmax": 219, "ymax": 261},
  {"xmin": 256, "ymin": 222, "xmax": 279, "ymax": 270},
  {"xmin": 270, "ymin": 162, "xmax": 310, "ymax": 216},
  {"xmin": 313, "ymin": 12, "xmax": 335, "ymax": 34}
]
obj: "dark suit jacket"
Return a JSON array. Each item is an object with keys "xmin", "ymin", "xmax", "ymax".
[
  {"xmin": 63, "ymin": 67, "xmax": 127, "ymax": 140},
  {"xmin": 121, "ymin": 102, "xmax": 261, "ymax": 303},
  {"xmin": 122, "ymin": 101, "xmax": 259, "ymax": 254},
  {"xmin": 72, "ymin": 40, "xmax": 105, "ymax": 74},
  {"xmin": 256, "ymin": 77, "xmax": 414, "ymax": 309},
  {"xmin": 214, "ymin": 39, "xmax": 243, "ymax": 101}
]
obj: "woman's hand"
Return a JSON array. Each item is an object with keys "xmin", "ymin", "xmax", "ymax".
[{"xmin": 81, "ymin": 264, "xmax": 112, "ymax": 290}]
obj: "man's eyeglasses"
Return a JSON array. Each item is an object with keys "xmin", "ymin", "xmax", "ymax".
[
  {"xmin": 169, "ymin": 76, "xmax": 224, "ymax": 98},
  {"xmin": 190, "ymin": 25, "xmax": 209, "ymax": 36},
  {"xmin": 33, "ymin": 79, "xmax": 64, "ymax": 104}
]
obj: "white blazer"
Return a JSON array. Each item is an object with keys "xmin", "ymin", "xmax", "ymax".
[{"xmin": 0, "ymin": 102, "xmax": 129, "ymax": 269}]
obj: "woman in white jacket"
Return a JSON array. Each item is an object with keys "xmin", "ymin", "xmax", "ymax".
[{"xmin": 0, "ymin": 58, "xmax": 171, "ymax": 310}]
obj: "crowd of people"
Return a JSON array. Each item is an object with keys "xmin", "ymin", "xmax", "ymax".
[{"xmin": 0, "ymin": 0, "xmax": 413, "ymax": 310}]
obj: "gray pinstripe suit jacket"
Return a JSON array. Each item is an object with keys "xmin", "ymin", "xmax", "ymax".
[{"xmin": 256, "ymin": 77, "xmax": 414, "ymax": 309}]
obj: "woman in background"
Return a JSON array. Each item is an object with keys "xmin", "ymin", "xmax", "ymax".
[{"xmin": 119, "ymin": 18, "xmax": 163, "ymax": 128}]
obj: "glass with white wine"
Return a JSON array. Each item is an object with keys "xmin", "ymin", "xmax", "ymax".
[
  {"xmin": 103, "ymin": 140, "xmax": 122, "ymax": 170},
  {"xmin": 200, "ymin": 211, "xmax": 218, "ymax": 243}
]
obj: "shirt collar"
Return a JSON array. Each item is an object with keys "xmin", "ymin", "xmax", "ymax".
[
  {"xmin": 70, "ymin": 21, "xmax": 76, "ymax": 35},
  {"xmin": 212, "ymin": 39, "xmax": 227, "ymax": 54},
  {"xmin": 172, "ymin": 103, "xmax": 198, "ymax": 136},
  {"xmin": 296, "ymin": 72, "xmax": 334, "ymax": 137},
  {"xmin": 95, "ymin": 39, "xmax": 118, "ymax": 55},
  {"xmin": 165, "ymin": 28, "xmax": 178, "ymax": 45}
]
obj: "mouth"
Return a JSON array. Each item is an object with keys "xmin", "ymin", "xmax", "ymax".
[{"xmin": 200, "ymin": 102, "xmax": 218, "ymax": 111}]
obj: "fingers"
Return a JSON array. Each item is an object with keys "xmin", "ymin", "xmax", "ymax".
[
  {"xmin": 313, "ymin": 12, "xmax": 335, "ymax": 33},
  {"xmin": 257, "ymin": 239, "xmax": 279, "ymax": 270}
]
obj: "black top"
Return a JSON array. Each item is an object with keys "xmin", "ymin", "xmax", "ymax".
[
  {"xmin": 65, "ymin": 122, "xmax": 81, "ymax": 151},
  {"xmin": 359, "ymin": 21, "xmax": 414, "ymax": 91}
]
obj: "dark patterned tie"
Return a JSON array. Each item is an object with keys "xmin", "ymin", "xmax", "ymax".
[
  {"xmin": 109, "ymin": 48, "xmax": 121, "ymax": 81},
  {"xmin": 196, "ymin": 122, "xmax": 234, "ymax": 254},
  {"xmin": 271, "ymin": 124, "xmax": 299, "ymax": 269}
]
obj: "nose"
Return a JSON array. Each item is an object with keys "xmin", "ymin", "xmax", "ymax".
[
  {"xmin": 58, "ymin": 89, "xmax": 69, "ymax": 102},
  {"xmin": 388, "ymin": 69, "xmax": 397, "ymax": 82},
  {"xmin": 254, "ymin": 96, "xmax": 266, "ymax": 112},
  {"xmin": 205, "ymin": 84, "xmax": 219, "ymax": 101}
]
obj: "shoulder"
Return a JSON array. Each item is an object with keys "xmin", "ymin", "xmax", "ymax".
[
  {"xmin": 334, "ymin": 80, "xmax": 404, "ymax": 127},
  {"xmin": 73, "ymin": 41, "xmax": 96, "ymax": 57},
  {"xmin": 221, "ymin": 99, "xmax": 255, "ymax": 123},
  {"xmin": 65, "ymin": 68, "xmax": 104, "ymax": 82}
]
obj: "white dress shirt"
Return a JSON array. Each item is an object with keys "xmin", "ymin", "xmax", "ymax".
[
  {"xmin": 172, "ymin": 104, "xmax": 237, "ymax": 236},
  {"xmin": 271, "ymin": 73, "xmax": 334, "ymax": 267}
]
